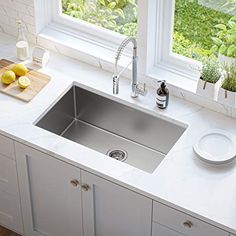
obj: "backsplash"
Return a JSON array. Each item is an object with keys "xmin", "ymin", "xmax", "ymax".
[
  {"xmin": 0, "ymin": 0, "xmax": 36, "ymax": 42},
  {"xmin": 169, "ymin": 84, "xmax": 235, "ymax": 118}
]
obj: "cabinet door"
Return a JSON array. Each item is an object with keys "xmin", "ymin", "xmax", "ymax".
[
  {"xmin": 0, "ymin": 134, "xmax": 15, "ymax": 160},
  {"xmin": 81, "ymin": 170, "xmax": 152, "ymax": 236},
  {"xmin": 0, "ymin": 154, "xmax": 23, "ymax": 233},
  {"xmin": 152, "ymin": 222, "xmax": 184, "ymax": 236},
  {"xmin": 15, "ymin": 143, "xmax": 83, "ymax": 236},
  {"xmin": 153, "ymin": 201, "xmax": 229, "ymax": 236}
]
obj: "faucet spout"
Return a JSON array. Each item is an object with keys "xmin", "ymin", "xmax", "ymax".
[{"xmin": 113, "ymin": 37, "xmax": 147, "ymax": 98}]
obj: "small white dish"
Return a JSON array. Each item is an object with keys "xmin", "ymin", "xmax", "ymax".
[{"xmin": 193, "ymin": 129, "xmax": 236, "ymax": 164}]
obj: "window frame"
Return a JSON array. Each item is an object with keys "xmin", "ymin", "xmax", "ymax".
[{"xmin": 139, "ymin": 0, "xmax": 202, "ymax": 82}]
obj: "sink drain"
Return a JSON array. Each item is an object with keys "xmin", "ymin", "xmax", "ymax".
[{"xmin": 106, "ymin": 148, "xmax": 128, "ymax": 162}]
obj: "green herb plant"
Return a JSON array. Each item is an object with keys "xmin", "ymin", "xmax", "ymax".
[
  {"xmin": 211, "ymin": 16, "xmax": 236, "ymax": 58},
  {"xmin": 221, "ymin": 63, "xmax": 236, "ymax": 92},
  {"xmin": 200, "ymin": 59, "xmax": 221, "ymax": 83}
]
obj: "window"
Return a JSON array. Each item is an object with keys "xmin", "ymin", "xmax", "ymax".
[
  {"xmin": 173, "ymin": 0, "xmax": 235, "ymax": 61},
  {"xmin": 50, "ymin": 0, "xmax": 138, "ymax": 47},
  {"xmin": 61, "ymin": 0, "xmax": 138, "ymax": 37},
  {"xmin": 142, "ymin": 0, "xmax": 236, "ymax": 82}
]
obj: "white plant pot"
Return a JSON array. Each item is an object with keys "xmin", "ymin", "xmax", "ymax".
[
  {"xmin": 217, "ymin": 87, "xmax": 236, "ymax": 107},
  {"xmin": 218, "ymin": 54, "xmax": 236, "ymax": 66},
  {"xmin": 196, "ymin": 78, "xmax": 221, "ymax": 100}
]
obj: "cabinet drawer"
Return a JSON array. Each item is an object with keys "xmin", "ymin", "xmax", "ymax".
[
  {"xmin": 152, "ymin": 222, "xmax": 184, "ymax": 236},
  {"xmin": 153, "ymin": 202, "xmax": 228, "ymax": 236},
  {"xmin": 0, "ymin": 191, "xmax": 23, "ymax": 234},
  {"xmin": 0, "ymin": 134, "xmax": 15, "ymax": 160},
  {"xmin": 0, "ymin": 154, "xmax": 18, "ymax": 195}
]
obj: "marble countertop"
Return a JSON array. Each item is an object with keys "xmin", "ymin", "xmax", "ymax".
[{"xmin": 1, "ymin": 33, "xmax": 236, "ymax": 234}]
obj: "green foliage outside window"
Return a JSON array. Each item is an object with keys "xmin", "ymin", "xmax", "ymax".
[
  {"xmin": 173, "ymin": 0, "xmax": 231, "ymax": 60},
  {"xmin": 210, "ymin": 16, "xmax": 236, "ymax": 58},
  {"xmin": 62, "ymin": 0, "xmax": 137, "ymax": 37}
]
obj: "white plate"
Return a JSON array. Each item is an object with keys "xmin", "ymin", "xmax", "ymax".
[{"xmin": 193, "ymin": 129, "xmax": 236, "ymax": 164}]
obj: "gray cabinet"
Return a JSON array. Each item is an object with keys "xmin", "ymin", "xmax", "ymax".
[
  {"xmin": 15, "ymin": 143, "xmax": 83, "ymax": 236},
  {"xmin": 152, "ymin": 222, "xmax": 184, "ymax": 236},
  {"xmin": 153, "ymin": 201, "xmax": 229, "ymax": 236},
  {"xmin": 81, "ymin": 170, "xmax": 152, "ymax": 236},
  {"xmin": 15, "ymin": 143, "xmax": 152, "ymax": 236},
  {"xmin": 15, "ymin": 141, "xmax": 231, "ymax": 236},
  {"xmin": 0, "ymin": 135, "xmax": 22, "ymax": 234}
]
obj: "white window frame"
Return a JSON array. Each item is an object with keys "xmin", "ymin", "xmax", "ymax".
[{"xmin": 138, "ymin": 0, "xmax": 201, "ymax": 86}]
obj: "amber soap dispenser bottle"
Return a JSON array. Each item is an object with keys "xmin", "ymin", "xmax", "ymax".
[{"xmin": 156, "ymin": 80, "xmax": 169, "ymax": 109}]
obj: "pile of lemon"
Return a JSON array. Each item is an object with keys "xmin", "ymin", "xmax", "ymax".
[{"xmin": 1, "ymin": 64, "xmax": 31, "ymax": 89}]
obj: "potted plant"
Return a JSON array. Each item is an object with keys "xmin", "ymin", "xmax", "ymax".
[
  {"xmin": 211, "ymin": 16, "xmax": 236, "ymax": 65},
  {"xmin": 218, "ymin": 63, "xmax": 236, "ymax": 106},
  {"xmin": 196, "ymin": 59, "xmax": 221, "ymax": 100}
]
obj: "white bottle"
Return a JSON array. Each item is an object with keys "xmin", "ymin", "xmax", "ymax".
[{"xmin": 16, "ymin": 20, "xmax": 29, "ymax": 61}]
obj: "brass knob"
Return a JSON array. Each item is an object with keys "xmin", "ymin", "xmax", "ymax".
[
  {"xmin": 183, "ymin": 220, "xmax": 193, "ymax": 229},
  {"xmin": 70, "ymin": 179, "xmax": 80, "ymax": 187},
  {"xmin": 81, "ymin": 184, "xmax": 90, "ymax": 191}
]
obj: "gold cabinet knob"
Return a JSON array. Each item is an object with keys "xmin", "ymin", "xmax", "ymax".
[
  {"xmin": 81, "ymin": 184, "xmax": 90, "ymax": 191},
  {"xmin": 70, "ymin": 179, "xmax": 80, "ymax": 187},
  {"xmin": 183, "ymin": 220, "xmax": 193, "ymax": 229}
]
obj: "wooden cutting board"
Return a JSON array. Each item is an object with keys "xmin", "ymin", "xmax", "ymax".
[{"xmin": 0, "ymin": 59, "xmax": 51, "ymax": 102}]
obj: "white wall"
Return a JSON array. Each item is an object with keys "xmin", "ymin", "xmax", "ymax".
[{"xmin": 0, "ymin": 0, "xmax": 36, "ymax": 42}]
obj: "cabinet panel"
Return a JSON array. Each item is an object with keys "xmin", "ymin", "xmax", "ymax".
[
  {"xmin": 81, "ymin": 170, "xmax": 152, "ymax": 236},
  {"xmin": 15, "ymin": 143, "xmax": 83, "ymax": 236},
  {"xmin": 0, "ymin": 143, "xmax": 22, "ymax": 234},
  {"xmin": 152, "ymin": 222, "xmax": 184, "ymax": 236},
  {"xmin": 0, "ymin": 191, "xmax": 23, "ymax": 234},
  {"xmin": 0, "ymin": 134, "xmax": 15, "ymax": 160},
  {"xmin": 153, "ymin": 202, "xmax": 228, "ymax": 236},
  {"xmin": 0, "ymin": 154, "xmax": 18, "ymax": 195}
]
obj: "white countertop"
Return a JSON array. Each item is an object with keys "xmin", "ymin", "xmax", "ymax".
[{"xmin": 1, "ymin": 33, "xmax": 236, "ymax": 234}]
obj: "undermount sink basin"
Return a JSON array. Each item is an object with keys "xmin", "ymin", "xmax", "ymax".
[{"xmin": 35, "ymin": 86, "xmax": 186, "ymax": 173}]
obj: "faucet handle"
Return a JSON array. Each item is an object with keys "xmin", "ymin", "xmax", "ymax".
[
  {"xmin": 113, "ymin": 75, "xmax": 119, "ymax": 95},
  {"xmin": 137, "ymin": 83, "xmax": 147, "ymax": 96}
]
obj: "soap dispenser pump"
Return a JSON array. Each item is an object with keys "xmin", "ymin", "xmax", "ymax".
[{"xmin": 156, "ymin": 80, "xmax": 169, "ymax": 109}]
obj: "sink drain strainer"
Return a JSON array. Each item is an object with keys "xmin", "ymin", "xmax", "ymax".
[{"xmin": 106, "ymin": 148, "xmax": 128, "ymax": 162}]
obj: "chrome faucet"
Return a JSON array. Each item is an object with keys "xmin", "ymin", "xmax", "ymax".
[{"xmin": 113, "ymin": 37, "xmax": 147, "ymax": 98}]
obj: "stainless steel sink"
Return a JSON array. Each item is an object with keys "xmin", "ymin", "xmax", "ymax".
[{"xmin": 35, "ymin": 86, "xmax": 186, "ymax": 173}]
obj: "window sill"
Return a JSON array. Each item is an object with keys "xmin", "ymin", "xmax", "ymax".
[
  {"xmin": 37, "ymin": 26, "xmax": 132, "ymax": 78},
  {"xmin": 148, "ymin": 66, "xmax": 197, "ymax": 93}
]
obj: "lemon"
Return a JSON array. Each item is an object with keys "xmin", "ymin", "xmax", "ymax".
[
  {"xmin": 1, "ymin": 70, "xmax": 16, "ymax": 84},
  {"xmin": 18, "ymin": 76, "xmax": 31, "ymax": 89},
  {"xmin": 12, "ymin": 64, "xmax": 28, "ymax": 76}
]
